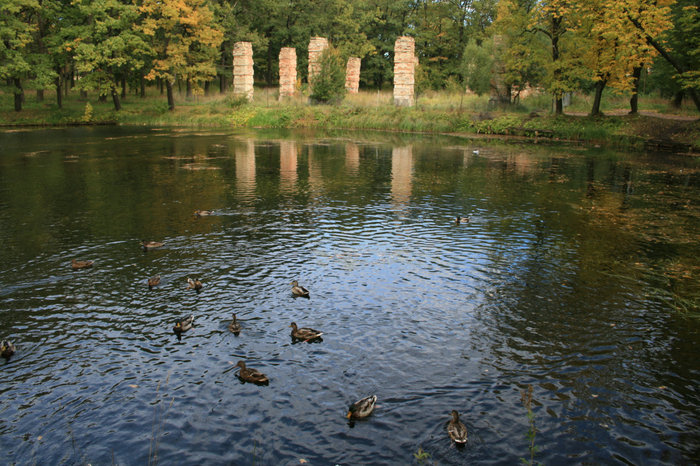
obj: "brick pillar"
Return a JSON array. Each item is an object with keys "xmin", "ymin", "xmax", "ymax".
[
  {"xmin": 393, "ymin": 36, "xmax": 415, "ymax": 107},
  {"xmin": 308, "ymin": 37, "xmax": 329, "ymax": 84},
  {"xmin": 233, "ymin": 42, "xmax": 254, "ymax": 101},
  {"xmin": 345, "ymin": 57, "xmax": 361, "ymax": 94},
  {"xmin": 278, "ymin": 47, "xmax": 297, "ymax": 100}
]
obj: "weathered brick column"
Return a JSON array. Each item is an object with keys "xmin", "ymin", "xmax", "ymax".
[
  {"xmin": 393, "ymin": 36, "xmax": 415, "ymax": 107},
  {"xmin": 345, "ymin": 57, "xmax": 361, "ymax": 94},
  {"xmin": 280, "ymin": 140, "xmax": 298, "ymax": 188},
  {"xmin": 308, "ymin": 37, "xmax": 329, "ymax": 84},
  {"xmin": 279, "ymin": 47, "xmax": 297, "ymax": 99},
  {"xmin": 345, "ymin": 142, "xmax": 359, "ymax": 172},
  {"xmin": 233, "ymin": 42, "xmax": 254, "ymax": 101}
]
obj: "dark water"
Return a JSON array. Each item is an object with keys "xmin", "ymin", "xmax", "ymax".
[{"xmin": 1, "ymin": 126, "xmax": 698, "ymax": 465}]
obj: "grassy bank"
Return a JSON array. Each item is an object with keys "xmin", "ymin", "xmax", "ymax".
[{"xmin": 1, "ymin": 88, "xmax": 698, "ymax": 152}]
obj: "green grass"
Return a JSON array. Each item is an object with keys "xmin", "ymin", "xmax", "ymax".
[{"xmin": 1, "ymin": 87, "xmax": 698, "ymax": 151}]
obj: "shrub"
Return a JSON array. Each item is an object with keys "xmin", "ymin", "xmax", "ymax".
[{"xmin": 310, "ymin": 46, "xmax": 346, "ymax": 104}]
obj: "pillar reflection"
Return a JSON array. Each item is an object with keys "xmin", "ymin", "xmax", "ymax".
[
  {"xmin": 345, "ymin": 142, "xmax": 360, "ymax": 174},
  {"xmin": 280, "ymin": 140, "xmax": 298, "ymax": 191},
  {"xmin": 235, "ymin": 139, "xmax": 256, "ymax": 201},
  {"xmin": 391, "ymin": 145, "xmax": 413, "ymax": 206}
]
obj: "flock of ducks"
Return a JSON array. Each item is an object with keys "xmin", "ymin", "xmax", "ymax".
[{"xmin": 2, "ymin": 213, "xmax": 473, "ymax": 447}]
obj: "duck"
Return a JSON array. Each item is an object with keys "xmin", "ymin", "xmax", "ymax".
[
  {"xmin": 235, "ymin": 360, "xmax": 269, "ymax": 385},
  {"xmin": 194, "ymin": 210, "xmax": 214, "ymax": 216},
  {"xmin": 71, "ymin": 259, "xmax": 94, "ymax": 270},
  {"xmin": 173, "ymin": 315, "xmax": 194, "ymax": 334},
  {"xmin": 447, "ymin": 410, "xmax": 468, "ymax": 444},
  {"xmin": 187, "ymin": 277, "xmax": 203, "ymax": 291},
  {"xmin": 1, "ymin": 340, "xmax": 16, "ymax": 358},
  {"xmin": 291, "ymin": 280, "xmax": 310, "ymax": 298},
  {"xmin": 290, "ymin": 322, "xmax": 323, "ymax": 342},
  {"xmin": 347, "ymin": 395, "xmax": 377, "ymax": 420},
  {"xmin": 141, "ymin": 240, "xmax": 164, "ymax": 251},
  {"xmin": 148, "ymin": 275, "xmax": 161, "ymax": 289},
  {"xmin": 455, "ymin": 216, "xmax": 470, "ymax": 224},
  {"xmin": 228, "ymin": 313, "xmax": 241, "ymax": 335}
]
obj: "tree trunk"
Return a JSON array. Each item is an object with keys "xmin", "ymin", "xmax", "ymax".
[
  {"xmin": 629, "ymin": 66, "xmax": 642, "ymax": 114},
  {"xmin": 166, "ymin": 80, "xmax": 175, "ymax": 110},
  {"xmin": 111, "ymin": 86, "xmax": 121, "ymax": 111},
  {"xmin": 552, "ymin": 17, "xmax": 563, "ymax": 115},
  {"xmin": 121, "ymin": 75, "xmax": 127, "ymax": 99},
  {"xmin": 37, "ymin": 89, "xmax": 44, "ymax": 101},
  {"xmin": 159, "ymin": 78, "xmax": 164, "ymax": 95},
  {"xmin": 186, "ymin": 79, "xmax": 192, "ymax": 98},
  {"xmin": 55, "ymin": 76, "xmax": 63, "ymax": 109},
  {"xmin": 80, "ymin": 90, "xmax": 88, "ymax": 100},
  {"xmin": 672, "ymin": 91, "xmax": 684, "ymax": 109},
  {"xmin": 140, "ymin": 76, "xmax": 146, "ymax": 98},
  {"xmin": 590, "ymin": 79, "xmax": 607, "ymax": 116},
  {"xmin": 628, "ymin": 15, "xmax": 700, "ymax": 112},
  {"xmin": 13, "ymin": 78, "xmax": 23, "ymax": 112}
]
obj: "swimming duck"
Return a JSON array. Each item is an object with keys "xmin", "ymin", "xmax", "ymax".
[
  {"xmin": 141, "ymin": 240, "xmax": 164, "ymax": 251},
  {"xmin": 447, "ymin": 410, "xmax": 468, "ymax": 444},
  {"xmin": 71, "ymin": 259, "xmax": 94, "ymax": 270},
  {"xmin": 1, "ymin": 340, "xmax": 15, "ymax": 358},
  {"xmin": 148, "ymin": 275, "xmax": 161, "ymax": 289},
  {"xmin": 187, "ymin": 278, "xmax": 203, "ymax": 291},
  {"xmin": 228, "ymin": 313, "xmax": 241, "ymax": 335},
  {"xmin": 290, "ymin": 322, "xmax": 323, "ymax": 342},
  {"xmin": 347, "ymin": 395, "xmax": 377, "ymax": 420},
  {"xmin": 455, "ymin": 216, "xmax": 470, "ymax": 224},
  {"xmin": 173, "ymin": 315, "xmax": 194, "ymax": 334},
  {"xmin": 235, "ymin": 361, "xmax": 269, "ymax": 385},
  {"xmin": 194, "ymin": 210, "xmax": 214, "ymax": 216},
  {"xmin": 291, "ymin": 280, "xmax": 310, "ymax": 298}
]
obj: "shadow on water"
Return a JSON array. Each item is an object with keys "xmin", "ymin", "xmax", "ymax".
[{"xmin": 0, "ymin": 127, "xmax": 698, "ymax": 464}]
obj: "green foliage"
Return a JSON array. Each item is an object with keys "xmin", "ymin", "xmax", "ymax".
[
  {"xmin": 462, "ymin": 38, "xmax": 495, "ymax": 95},
  {"xmin": 310, "ymin": 46, "xmax": 346, "ymax": 104},
  {"xmin": 520, "ymin": 384, "xmax": 540, "ymax": 466},
  {"xmin": 413, "ymin": 446, "xmax": 431, "ymax": 464}
]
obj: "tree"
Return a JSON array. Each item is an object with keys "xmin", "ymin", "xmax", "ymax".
[
  {"xmin": 0, "ymin": 0, "xmax": 37, "ymax": 111},
  {"xmin": 139, "ymin": 0, "xmax": 223, "ymax": 110},
  {"xmin": 69, "ymin": 0, "xmax": 149, "ymax": 111},
  {"xmin": 462, "ymin": 38, "xmax": 494, "ymax": 95},
  {"xmin": 310, "ymin": 46, "xmax": 345, "ymax": 103},
  {"xmin": 530, "ymin": 0, "xmax": 588, "ymax": 115}
]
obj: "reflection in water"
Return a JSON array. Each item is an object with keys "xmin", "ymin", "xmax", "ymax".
[
  {"xmin": 280, "ymin": 140, "xmax": 298, "ymax": 191},
  {"xmin": 345, "ymin": 142, "xmax": 360, "ymax": 174},
  {"xmin": 391, "ymin": 145, "xmax": 413, "ymax": 207},
  {"xmin": 0, "ymin": 127, "xmax": 698, "ymax": 466},
  {"xmin": 235, "ymin": 139, "xmax": 256, "ymax": 202}
]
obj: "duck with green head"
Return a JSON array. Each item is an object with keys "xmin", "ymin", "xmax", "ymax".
[
  {"xmin": 1, "ymin": 340, "xmax": 15, "ymax": 358},
  {"xmin": 173, "ymin": 315, "xmax": 194, "ymax": 334}
]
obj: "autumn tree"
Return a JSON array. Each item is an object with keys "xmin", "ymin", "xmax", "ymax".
[{"xmin": 139, "ymin": 0, "xmax": 223, "ymax": 110}]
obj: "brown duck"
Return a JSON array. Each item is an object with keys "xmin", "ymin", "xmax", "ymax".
[{"xmin": 235, "ymin": 361, "xmax": 269, "ymax": 385}]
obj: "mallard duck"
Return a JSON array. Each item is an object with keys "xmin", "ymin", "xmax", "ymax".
[
  {"xmin": 187, "ymin": 277, "xmax": 203, "ymax": 291},
  {"xmin": 71, "ymin": 259, "xmax": 94, "ymax": 270},
  {"xmin": 173, "ymin": 315, "xmax": 194, "ymax": 334},
  {"xmin": 455, "ymin": 216, "xmax": 470, "ymax": 224},
  {"xmin": 228, "ymin": 313, "xmax": 241, "ymax": 335},
  {"xmin": 141, "ymin": 240, "xmax": 164, "ymax": 251},
  {"xmin": 347, "ymin": 395, "xmax": 377, "ymax": 420},
  {"xmin": 194, "ymin": 210, "xmax": 214, "ymax": 216},
  {"xmin": 291, "ymin": 280, "xmax": 310, "ymax": 298},
  {"xmin": 447, "ymin": 410, "xmax": 468, "ymax": 444},
  {"xmin": 290, "ymin": 322, "xmax": 323, "ymax": 342},
  {"xmin": 148, "ymin": 275, "xmax": 161, "ymax": 289},
  {"xmin": 1, "ymin": 340, "xmax": 15, "ymax": 358},
  {"xmin": 235, "ymin": 360, "xmax": 269, "ymax": 385}
]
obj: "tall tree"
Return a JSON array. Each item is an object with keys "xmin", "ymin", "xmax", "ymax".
[
  {"xmin": 139, "ymin": 0, "xmax": 223, "ymax": 110},
  {"xmin": 69, "ymin": 0, "xmax": 149, "ymax": 111},
  {"xmin": 0, "ymin": 0, "xmax": 37, "ymax": 111}
]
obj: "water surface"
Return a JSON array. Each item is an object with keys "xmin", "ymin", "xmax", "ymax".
[{"xmin": 0, "ymin": 127, "xmax": 698, "ymax": 464}]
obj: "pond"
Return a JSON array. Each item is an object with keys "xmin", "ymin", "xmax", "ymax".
[{"xmin": 0, "ymin": 126, "xmax": 698, "ymax": 465}]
